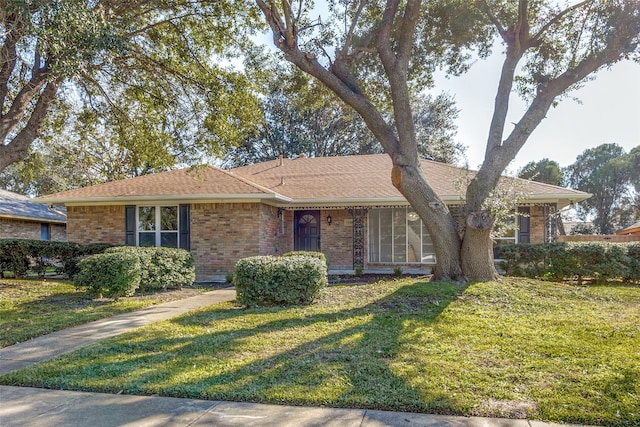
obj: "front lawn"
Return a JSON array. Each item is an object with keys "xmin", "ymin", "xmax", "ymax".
[
  {"xmin": 0, "ymin": 278, "xmax": 209, "ymax": 347},
  {"xmin": 1, "ymin": 277, "xmax": 638, "ymax": 426}
]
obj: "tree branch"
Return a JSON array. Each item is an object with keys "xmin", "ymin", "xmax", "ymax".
[
  {"xmin": 377, "ymin": 0, "xmax": 400, "ymax": 71},
  {"xmin": 531, "ymin": 0, "xmax": 593, "ymax": 43},
  {"xmin": 0, "ymin": 14, "xmax": 21, "ymax": 113},
  {"xmin": 0, "ymin": 59, "xmax": 50, "ymax": 142},
  {"xmin": 0, "ymin": 80, "xmax": 60, "ymax": 170},
  {"xmin": 476, "ymin": 0, "xmax": 506, "ymax": 38}
]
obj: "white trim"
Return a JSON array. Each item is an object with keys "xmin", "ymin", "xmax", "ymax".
[{"xmin": 136, "ymin": 205, "xmax": 180, "ymax": 248}]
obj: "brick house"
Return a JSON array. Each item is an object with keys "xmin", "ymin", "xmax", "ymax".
[
  {"xmin": 616, "ymin": 220, "xmax": 640, "ymax": 237},
  {"xmin": 37, "ymin": 154, "xmax": 590, "ymax": 281},
  {"xmin": 0, "ymin": 189, "xmax": 67, "ymax": 241}
]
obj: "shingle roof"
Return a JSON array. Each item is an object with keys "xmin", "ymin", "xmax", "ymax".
[
  {"xmin": 37, "ymin": 165, "xmax": 283, "ymax": 204},
  {"xmin": 616, "ymin": 220, "xmax": 640, "ymax": 235},
  {"xmin": 231, "ymin": 154, "xmax": 590, "ymax": 204},
  {"xmin": 0, "ymin": 189, "xmax": 66, "ymax": 223},
  {"xmin": 36, "ymin": 155, "xmax": 590, "ymax": 207}
]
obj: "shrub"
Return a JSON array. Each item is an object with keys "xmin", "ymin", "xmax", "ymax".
[
  {"xmin": 74, "ymin": 252, "xmax": 141, "ymax": 299},
  {"xmin": 105, "ymin": 246, "xmax": 195, "ymax": 291},
  {"xmin": 282, "ymin": 251, "xmax": 328, "ymax": 269},
  {"xmin": 498, "ymin": 242, "xmax": 636, "ymax": 283},
  {"xmin": 0, "ymin": 239, "xmax": 113, "ymax": 279},
  {"xmin": 625, "ymin": 243, "xmax": 640, "ymax": 282},
  {"xmin": 0, "ymin": 240, "xmax": 31, "ymax": 278},
  {"xmin": 354, "ymin": 266, "xmax": 364, "ymax": 277},
  {"xmin": 235, "ymin": 255, "xmax": 328, "ymax": 307}
]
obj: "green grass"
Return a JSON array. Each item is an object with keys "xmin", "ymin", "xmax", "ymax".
[
  {"xmin": 0, "ymin": 278, "xmax": 208, "ymax": 347},
  {"xmin": 1, "ymin": 277, "xmax": 638, "ymax": 426}
]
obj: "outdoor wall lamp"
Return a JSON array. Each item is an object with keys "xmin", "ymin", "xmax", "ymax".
[{"xmin": 326, "ymin": 215, "xmax": 332, "ymax": 225}]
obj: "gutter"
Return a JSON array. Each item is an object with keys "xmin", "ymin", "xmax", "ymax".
[{"xmin": 35, "ymin": 193, "xmax": 293, "ymax": 206}]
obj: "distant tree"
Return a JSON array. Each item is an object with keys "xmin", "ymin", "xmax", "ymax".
[
  {"xmin": 567, "ymin": 143, "xmax": 636, "ymax": 234},
  {"xmin": 518, "ymin": 158, "xmax": 564, "ymax": 186},
  {"xmin": 570, "ymin": 222, "xmax": 595, "ymax": 235}
]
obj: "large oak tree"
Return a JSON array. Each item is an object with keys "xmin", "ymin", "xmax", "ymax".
[
  {"xmin": 256, "ymin": 0, "xmax": 640, "ymax": 281},
  {"xmin": 0, "ymin": 0, "xmax": 261, "ymax": 173}
]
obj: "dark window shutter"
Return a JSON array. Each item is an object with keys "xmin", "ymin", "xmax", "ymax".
[
  {"xmin": 125, "ymin": 205, "xmax": 136, "ymax": 246},
  {"xmin": 179, "ymin": 204, "xmax": 190, "ymax": 251},
  {"xmin": 518, "ymin": 207, "xmax": 530, "ymax": 243}
]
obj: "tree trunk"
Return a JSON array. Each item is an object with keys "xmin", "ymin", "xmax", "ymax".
[
  {"xmin": 391, "ymin": 162, "xmax": 465, "ymax": 282},
  {"xmin": 461, "ymin": 211, "xmax": 499, "ymax": 281},
  {"xmin": 0, "ymin": 80, "xmax": 60, "ymax": 172}
]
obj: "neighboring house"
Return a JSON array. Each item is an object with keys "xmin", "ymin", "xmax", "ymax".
[
  {"xmin": 36, "ymin": 154, "xmax": 590, "ymax": 281},
  {"xmin": 0, "ymin": 189, "xmax": 67, "ymax": 241},
  {"xmin": 616, "ymin": 221, "xmax": 640, "ymax": 236}
]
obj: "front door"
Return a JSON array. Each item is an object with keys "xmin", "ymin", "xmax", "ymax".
[{"xmin": 294, "ymin": 210, "xmax": 320, "ymax": 251}]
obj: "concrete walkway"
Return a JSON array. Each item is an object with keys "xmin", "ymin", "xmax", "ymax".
[
  {"xmin": 0, "ymin": 288, "xmax": 593, "ymax": 427},
  {"xmin": 0, "ymin": 288, "xmax": 236, "ymax": 375}
]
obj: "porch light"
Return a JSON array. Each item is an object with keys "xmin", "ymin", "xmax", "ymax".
[
  {"xmin": 326, "ymin": 215, "xmax": 332, "ymax": 225},
  {"xmin": 407, "ymin": 211, "xmax": 420, "ymax": 222}
]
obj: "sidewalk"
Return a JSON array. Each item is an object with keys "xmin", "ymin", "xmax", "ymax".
[{"xmin": 0, "ymin": 288, "xmax": 591, "ymax": 427}]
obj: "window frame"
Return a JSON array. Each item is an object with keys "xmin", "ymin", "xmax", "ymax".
[
  {"xmin": 136, "ymin": 205, "xmax": 180, "ymax": 248},
  {"xmin": 368, "ymin": 207, "xmax": 436, "ymax": 264}
]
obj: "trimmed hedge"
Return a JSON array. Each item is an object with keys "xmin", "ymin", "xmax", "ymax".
[
  {"xmin": 234, "ymin": 254, "xmax": 328, "ymax": 307},
  {"xmin": 105, "ymin": 247, "xmax": 195, "ymax": 291},
  {"xmin": 282, "ymin": 250, "xmax": 329, "ymax": 271},
  {"xmin": 74, "ymin": 252, "xmax": 142, "ymax": 299},
  {"xmin": 282, "ymin": 250, "xmax": 327, "ymax": 263},
  {"xmin": 498, "ymin": 242, "xmax": 640, "ymax": 283},
  {"xmin": 0, "ymin": 239, "xmax": 113, "ymax": 278}
]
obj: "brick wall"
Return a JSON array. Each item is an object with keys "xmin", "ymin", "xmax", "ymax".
[
  {"xmin": 66, "ymin": 205, "xmax": 125, "ymax": 244},
  {"xmin": 529, "ymin": 205, "xmax": 546, "ymax": 244},
  {"xmin": 0, "ymin": 218, "xmax": 67, "ymax": 241},
  {"xmin": 320, "ymin": 209, "xmax": 353, "ymax": 269},
  {"xmin": 51, "ymin": 224, "xmax": 67, "ymax": 241},
  {"xmin": 190, "ymin": 202, "xmax": 263, "ymax": 280}
]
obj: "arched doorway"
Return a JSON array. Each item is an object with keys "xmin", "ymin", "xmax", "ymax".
[{"xmin": 294, "ymin": 210, "xmax": 320, "ymax": 251}]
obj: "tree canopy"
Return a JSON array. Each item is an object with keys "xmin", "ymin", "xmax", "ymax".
[
  {"xmin": 567, "ymin": 143, "xmax": 639, "ymax": 234},
  {"xmin": 256, "ymin": 0, "xmax": 640, "ymax": 281},
  {"xmin": 223, "ymin": 64, "xmax": 465, "ymax": 168},
  {"xmin": 518, "ymin": 158, "xmax": 564, "ymax": 186},
  {"xmin": 0, "ymin": 0, "xmax": 263, "ymax": 173}
]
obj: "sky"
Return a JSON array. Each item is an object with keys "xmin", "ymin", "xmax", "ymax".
[
  {"xmin": 256, "ymin": 3, "xmax": 640, "ymax": 175},
  {"xmin": 433, "ymin": 51, "xmax": 640, "ymax": 173}
]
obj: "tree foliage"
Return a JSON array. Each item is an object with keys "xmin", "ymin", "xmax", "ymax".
[
  {"xmin": 567, "ymin": 143, "xmax": 639, "ymax": 234},
  {"xmin": 0, "ymin": 0, "xmax": 263, "ymax": 173},
  {"xmin": 518, "ymin": 158, "xmax": 564, "ymax": 186},
  {"xmin": 255, "ymin": 0, "xmax": 640, "ymax": 281},
  {"xmin": 223, "ymin": 64, "xmax": 465, "ymax": 168}
]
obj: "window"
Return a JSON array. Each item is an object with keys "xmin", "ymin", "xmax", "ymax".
[
  {"xmin": 40, "ymin": 223, "xmax": 51, "ymax": 241},
  {"xmin": 137, "ymin": 206, "xmax": 179, "ymax": 248},
  {"xmin": 368, "ymin": 207, "xmax": 435, "ymax": 264},
  {"xmin": 493, "ymin": 209, "xmax": 523, "ymax": 258}
]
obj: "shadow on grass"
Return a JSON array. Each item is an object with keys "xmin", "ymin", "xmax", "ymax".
[{"xmin": 1, "ymin": 280, "xmax": 468, "ymax": 415}]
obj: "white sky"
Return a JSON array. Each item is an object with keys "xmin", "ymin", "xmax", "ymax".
[{"xmin": 434, "ymin": 52, "xmax": 640, "ymax": 173}]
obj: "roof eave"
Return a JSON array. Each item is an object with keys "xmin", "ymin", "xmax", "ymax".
[
  {"xmin": 270, "ymin": 192, "xmax": 589, "ymax": 208},
  {"xmin": 35, "ymin": 193, "xmax": 292, "ymax": 206},
  {"xmin": 0, "ymin": 213, "xmax": 66, "ymax": 224}
]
